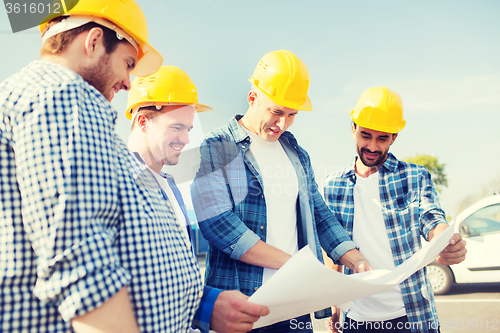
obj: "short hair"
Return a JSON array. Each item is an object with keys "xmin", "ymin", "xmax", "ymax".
[
  {"xmin": 40, "ymin": 17, "xmax": 128, "ymax": 57},
  {"xmin": 131, "ymin": 106, "xmax": 168, "ymax": 130}
]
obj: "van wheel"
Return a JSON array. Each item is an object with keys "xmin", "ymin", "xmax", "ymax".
[{"xmin": 427, "ymin": 262, "xmax": 454, "ymax": 295}]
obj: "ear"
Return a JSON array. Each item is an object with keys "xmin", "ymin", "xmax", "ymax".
[
  {"xmin": 248, "ymin": 90, "xmax": 257, "ymax": 106},
  {"xmin": 83, "ymin": 27, "xmax": 105, "ymax": 59},
  {"xmin": 390, "ymin": 133, "xmax": 398, "ymax": 145},
  {"xmin": 351, "ymin": 123, "xmax": 357, "ymax": 138},
  {"xmin": 137, "ymin": 114, "xmax": 148, "ymax": 131}
]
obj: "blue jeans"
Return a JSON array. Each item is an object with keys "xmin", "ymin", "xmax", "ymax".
[{"xmin": 250, "ymin": 314, "xmax": 313, "ymax": 333}]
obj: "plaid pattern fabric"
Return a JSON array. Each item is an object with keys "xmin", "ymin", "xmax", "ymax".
[
  {"xmin": 0, "ymin": 61, "xmax": 203, "ymax": 332},
  {"xmin": 323, "ymin": 153, "xmax": 446, "ymax": 333},
  {"xmin": 191, "ymin": 116, "xmax": 355, "ymax": 321},
  {"xmin": 135, "ymin": 152, "xmax": 221, "ymax": 333}
]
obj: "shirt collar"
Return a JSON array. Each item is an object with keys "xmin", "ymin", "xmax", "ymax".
[
  {"xmin": 380, "ymin": 152, "xmax": 399, "ymax": 173},
  {"xmin": 228, "ymin": 115, "xmax": 250, "ymax": 144},
  {"xmin": 227, "ymin": 114, "xmax": 296, "ymax": 146}
]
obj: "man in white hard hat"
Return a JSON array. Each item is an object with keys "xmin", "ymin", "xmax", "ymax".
[
  {"xmin": 323, "ymin": 86, "xmax": 467, "ymax": 333},
  {"xmin": 190, "ymin": 50, "xmax": 373, "ymax": 332},
  {"xmin": 0, "ymin": 0, "xmax": 222, "ymax": 332},
  {"xmin": 126, "ymin": 66, "xmax": 270, "ymax": 333}
]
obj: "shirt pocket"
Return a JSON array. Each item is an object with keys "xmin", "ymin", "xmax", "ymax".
[{"xmin": 389, "ymin": 191, "xmax": 419, "ymax": 229}]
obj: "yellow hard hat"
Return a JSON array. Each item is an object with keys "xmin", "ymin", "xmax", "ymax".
[
  {"xmin": 249, "ymin": 50, "xmax": 312, "ymax": 111},
  {"xmin": 126, "ymin": 66, "xmax": 213, "ymax": 120},
  {"xmin": 351, "ymin": 86, "xmax": 406, "ymax": 133},
  {"xmin": 39, "ymin": 0, "xmax": 162, "ymax": 77}
]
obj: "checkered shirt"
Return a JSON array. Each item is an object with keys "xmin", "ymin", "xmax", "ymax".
[
  {"xmin": 0, "ymin": 60, "xmax": 203, "ymax": 332},
  {"xmin": 323, "ymin": 153, "xmax": 446, "ymax": 333},
  {"xmin": 191, "ymin": 115, "xmax": 356, "ymax": 320}
]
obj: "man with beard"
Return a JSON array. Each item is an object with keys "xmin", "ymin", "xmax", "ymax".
[
  {"xmin": 323, "ymin": 86, "xmax": 467, "ymax": 333},
  {"xmin": 0, "ymin": 0, "xmax": 222, "ymax": 332},
  {"xmin": 126, "ymin": 66, "xmax": 269, "ymax": 333},
  {"xmin": 191, "ymin": 50, "xmax": 373, "ymax": 333}
]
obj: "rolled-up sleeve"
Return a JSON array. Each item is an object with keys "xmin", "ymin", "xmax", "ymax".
[
  {"xmin": 198, "ymin": 212, "xmax": 260, "ymax": 260},
  {"xmin": 299, "ymin": 146, "xmax": 356, "ymax": 261},
  {"xmin": 418, "ymin": 168, "xmax": 447, "ymax": 240},
  {"xmin": 192, "ymin": 286, "xmax": 222, "ymax": 332},
  {"xmin": 191, "ymin": 135, "xmax": 260, "ymax": 259},
  {"xmin": 312, "ymin": 175, "xmax": 357, "ymax": 261},
  {"xmin": 12, "ymin": 82, "xmax": 129, "ymax": 320}
]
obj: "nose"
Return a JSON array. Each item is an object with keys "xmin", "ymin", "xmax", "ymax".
[
  {"xmin": 367, "ymin": 138, "xmax": 378, "ymax": 152},
  {"xmin": 122, "ymin": 75, "xmax": 132, "ymax": 91},
  {"xmin": 276, "ymin": 116, "xmax": 287, "ymax": 130},
  {"xmin": 179, "ymin": 129, "xmax": 190, "ymax": 145}
]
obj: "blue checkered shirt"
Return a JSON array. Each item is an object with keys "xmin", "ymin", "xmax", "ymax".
[
  {"xmin": 0, "ymin": 61, "xmax": 203, "ymax": 332},
  {"xmin": 133, "ymin": 153, "xmax": 222, "ymax": 333},
  {"xmin": 191, "ymin": 115, "xmax": 357, "ymax": 320},
  {"xmin": 323, "ymin": 153, "xmax": 445, "ymax": 333}
]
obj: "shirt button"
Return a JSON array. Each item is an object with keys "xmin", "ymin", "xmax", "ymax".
[
  {"xmin": 198, "ymin": 290, "xmax": 203, "ymax": 298},
  {"xmin": 242, "ymin": 146, "xmax": 246, "ymax": 149},
  {"xmin": 260, "ymin": 226, "xmax": 264, "ymax": 230},
  {"xmin": 254, "ymin": 287, "xmax": 258, "ymax": 291}
]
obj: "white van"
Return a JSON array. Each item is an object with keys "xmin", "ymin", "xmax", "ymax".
[{"xmin": 427, "ymin": 194, "xmax": 500, "ymax": 295}]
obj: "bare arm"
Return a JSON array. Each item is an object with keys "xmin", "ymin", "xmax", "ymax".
[
  {"xmin": 72, "ymin": 287, "xmax": 140, "ymax": 333},
  {"xmin": 338, "ymin": 249, "xmax": 373, "ymax": 273},
  {"xmin": 239, "ymin": 240, "xmax": 292, "ymax": 269},
  {"xmin": 240, "ymin": 241, "xmax": 372, "ymax": 274}
]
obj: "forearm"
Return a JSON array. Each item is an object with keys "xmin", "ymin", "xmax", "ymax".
[
  {"xmin": 72, "ymin": 287, "xmax": 140, "ymax": 333},
  {"xmin": 338, "ymin": 248, "xmax": 371, "ymax": 272},
  {"xmin": 314, "ymin": 191, "xmax": 357, "ymax": 261},
  {"xmin": 239, "ymin": 240, "xmax": 292, "ymax": 269},
  {"xmin": 428, "ymin": 222, "xmax": 449, "ymax": 241}
]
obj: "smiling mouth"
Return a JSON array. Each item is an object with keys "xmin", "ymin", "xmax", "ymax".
[
  {"xmin": 109, "ymin": 85, "xmax": 120, "ymax": 101},
  {"xmin": 170, "ymin": 144, "xmax": 185, "ymax": 153},
  {"xmin": 269, "ymin": 128, "xmax": 281, "ymax": 135},
  {"xmin": 362, "ymin": 149, "xmax": 380, "ymax": 159}
]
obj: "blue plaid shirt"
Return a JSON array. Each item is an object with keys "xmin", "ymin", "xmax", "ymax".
[
  {"xmin": 323, "ymin": 153, "xmax": 445, "ymax": 333},
  {"xmin": 0, "ymin": 61, "xmax": 204, "ymax": 332},
  {"xmin": 191, "ymin": 115, "xmax": 356, "ymax": 319}
]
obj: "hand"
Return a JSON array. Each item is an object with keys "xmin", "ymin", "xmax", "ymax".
[
  {"xmin": 210, "ymin": 290, "xmax": 270, "ymax": 333},
  {"xmin": 438, "ymin": 233, "xmax": 467, "ymax": 265},
  {"xmin": 326, "ymin": 306, "xmax": 342, "ymax": 333},
  {"xmin": 353, "ymin": 259, "xmax": 373, "ymax": 273}
]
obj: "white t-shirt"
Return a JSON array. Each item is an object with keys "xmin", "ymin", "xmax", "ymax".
[
  {"xmin": 243, "ymin": 129, "xmax": 299, "ymax": 284},
  {"xmin": 348, "ymin": 171, "xmax": 406, "ymax": 322}
]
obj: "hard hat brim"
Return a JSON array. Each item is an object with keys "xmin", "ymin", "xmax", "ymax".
[
  {"xmin": 351, "ymin": 109, "xmax": 406, "ymax": 133},
  {"xmin": 127, "ymin": 102, "xmax": 213, "ymax": 120},
  {"xmin": 131, "ymin": 42, "xmax": 163, "ymax": 78},
  {"xmin": 40, "ymin": 14, "xmax": 162, "ymax": 78},
  {"xmin": 251, "ymin": 80, "xmax": 313, "ymax": 111},
  {"xmin": 194, "ymin": 103, "xmax": 213, "ymax": 113}
]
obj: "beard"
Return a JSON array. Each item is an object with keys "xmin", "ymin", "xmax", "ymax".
[
  {"xmin": 80, "ymin": 53, "xmax": 114, "ymax": 101},
  {"xmin": 358, "ymin": 147, "xmax": 388, "ymax": 167}
]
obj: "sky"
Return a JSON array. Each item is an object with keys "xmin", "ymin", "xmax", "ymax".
[{"xmin": 0, "ymin": 0, "xmax": 499, "ymax": 217}]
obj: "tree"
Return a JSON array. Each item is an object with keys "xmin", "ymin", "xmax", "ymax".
[{"xmin": 403, "ymin": 154, "xmax": 448, "ymax": 193}]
